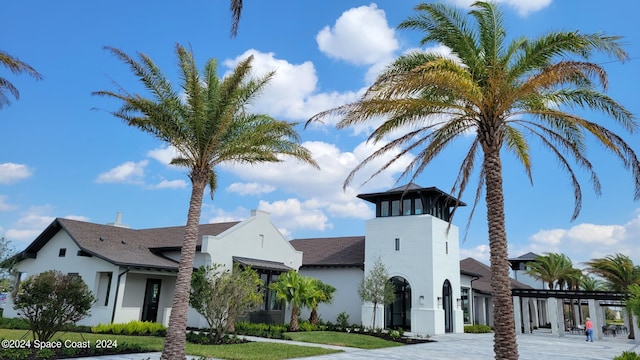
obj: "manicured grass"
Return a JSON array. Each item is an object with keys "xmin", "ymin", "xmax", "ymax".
[
  {"xmin": 284, "ymin": 331, "xmax": 403, "ymax": 349},
  {"xmin": 0, "ymin": 329, "xmax": 341, "ymax": 360}
]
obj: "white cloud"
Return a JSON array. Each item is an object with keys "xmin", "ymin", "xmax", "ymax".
[
  {"xmin": 223, "ymin": 50, "xmax": 358, "ymax": 122},
  {"xmin": 525, "ymin": 212, "xmax": 640, "ymax": 266},
  {"xmin": 445, "ymin": 0, "xmax": 552, "ymax": 17},
  {"xmin": 460, "ymin": 244, "xmax": 490, "ymax": 263},
  {"xmin": 218, "ymin": 139, "xmax": 414, "ymax": 236},
  {"xmin": 227, "ymin": 182, "xmax": 275, "ymax": 196},
  {"xmin": 147, "ymin": 146, "xmax": 179, "ymax": 166},
  {"xmin": 4, "ymin": 209, "xmax": 89, "ymax": 243},
  {"xmin": 317, "ymin": 4, "xmax": 399, "ymax": 65},
  {"xmin": 152, "ymin": 179, "xmax": 188, "ymax": 190},
  {"xmin": 95, "ymin": 160, "xmax": 148, "ymax": 184},
  {"xmin": 0, "ymin": 163, "xmax": 32, "ymax": 184},
  {"xmin": 258, "ymin": 198, "xmax": 332, "ymax": 234}
]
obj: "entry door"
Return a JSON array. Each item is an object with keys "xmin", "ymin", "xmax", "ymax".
[{"xmin": 141, "ymin": 279, "xmax": 161, "ymax": 322}]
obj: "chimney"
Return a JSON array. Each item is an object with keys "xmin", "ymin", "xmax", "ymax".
[{"xmin": 107, "ymin": 212, "xmax": 129, "ymax": 228}]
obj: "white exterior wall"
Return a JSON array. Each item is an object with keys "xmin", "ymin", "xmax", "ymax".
[
  {"xmin": 363, "ymin": 214, "xmax": 463, "ymax": 335},
  {"xmin": 201, "ymin": 210, "xmax": 302, "ymax": 271},
  {"xmin": 298, "ymin": 267, "xmax": 363, "ymax": 325},
  {"xmin": 4, "ymin": 231, "xmax": 120, "ymax": 326}
]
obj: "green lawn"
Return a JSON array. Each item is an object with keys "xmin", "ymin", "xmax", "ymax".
[
  {"xmin": 284, "ymin": 331, "xmax": 403, "ymax": 349},
  {"xmin": 0, "ymin": 329, "xmax": 341, "ymax": 360}
]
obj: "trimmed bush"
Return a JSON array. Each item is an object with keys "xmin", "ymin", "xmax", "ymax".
[
  {"xmin": 464, "ymin": 324, "xmax": 492, "ymax": 333},
  {"xmin": 91, "ymin": 320, "xmax": 166, "ymax": 336}
]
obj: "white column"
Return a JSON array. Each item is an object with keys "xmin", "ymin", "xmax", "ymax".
[
  {"xmin": 548, "ymin": 297, "xmax": 560, "ymax": 336},
  {"xmin": 588, "ymin": 299, "xmax": 601, "ymax": 340},
  {"xmin": 513, "ymin": 296, "xmax": 522, "ymax": 334},
  {"xmin": 522, "ymin": 298, "xmax": 531, "ymax": 334},
  {"xmin": 557, "ymin": 298, "xmax": 565, "ymax": 337},
  {"xmin": 632, "ymin": 313, "xmax": 640, "ymax": 344}
]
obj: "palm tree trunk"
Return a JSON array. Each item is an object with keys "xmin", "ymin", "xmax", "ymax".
[
  {"xmin": 290, "ymin": 305, "xmax": 300, "ymax": 331},
  {"xmin": 161, "ymin": 176, "xmax": 207, "ymax": 360},
  {"xmin": 309, "ymin": 308, "xmax": 319, "ymax": 325},
  {"xmin": 484, "ymin": 149, "xmax": 519, "ymax": 360}
]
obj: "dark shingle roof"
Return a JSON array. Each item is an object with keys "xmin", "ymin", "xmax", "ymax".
[
  {"xmin": 289, "ymin": 236, "xmax": 365, "ymax": 268},
  {"xmin": 460, "ymin": 257, "xmax": 532, "ymax": 294},
  {"xmin": 18, "ymin": 218, "xmax": 239, "ymax": 271}
]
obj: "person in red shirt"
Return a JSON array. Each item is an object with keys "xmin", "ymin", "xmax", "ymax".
[{"xmin": 585, "ymin": 317, "xmax": 594, "ymax": 342}]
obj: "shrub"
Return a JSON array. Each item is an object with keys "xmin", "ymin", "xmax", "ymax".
[
  {"xmin": 464, "ymin": 324, "xmax": 492, "ymax": 333},
  {"xmin": 91, "ymin": 320, "xmax": 166, "ymax": 336},
  {"xmin": 233, "ymin": 321, "xmax": 288, "ymax": 339},
  {"xmin": 336, "ymin": 312, "xmax": 350, "ymax": 329},
  {"xmin": 0, "ymin": 317, "xmax": 30, "ymax": 330},
  {"xmin": 13, "ymin": 271, "xmax": 95, "ymax": 341},
  {"xmin": 614, "ymin": 351, "xmax": 640, "ymax": 360}
]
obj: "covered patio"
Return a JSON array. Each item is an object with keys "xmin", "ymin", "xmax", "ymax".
[{"xmin": 512, "ymin": 289, "xmax": 639, "ymax": 342}]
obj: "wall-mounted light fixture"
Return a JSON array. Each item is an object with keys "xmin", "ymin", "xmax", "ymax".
[
  {"xmin": 419, "ymin": 295, "xmax": 424, "ymax": 305},
  {"xmin": 437, "ymin": 296, "xmax": 443, "ymax": 307},
  {"xmin": 457, "ymin": 298, "xmax": 462, "ymax": 309}
]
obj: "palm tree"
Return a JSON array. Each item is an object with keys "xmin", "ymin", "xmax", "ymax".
[
  {"xmin": 585, "ymin": 254, "xmax": 640, "ymax": 339},
  {"xmin": 269, "ymin": 270, "xmax": 316, "ymax": 331},
  {"xmin": 94, "ymin": 44, "xmax": 318, "ymax": 360},
  {"xmin": 579, "ymin": 275, "xmax": 606, "ymax": 291},
  {"xmin": 308, "ymin": 2, "xmax": 640, "ymax": 358},
  {"xmin": 307, "ymin": 279, "xmax": 336, "ymax": 325},
  {"xmin": 0, "ymin": 51, "xmax": 42, "ymax": 109},
  {"xmin": 527, "ymin": 253, "xmax": 580, "ymax": 290},
  {"xmin": 229, "ymin": 0, "xmax": 243, "ymax": 37}
]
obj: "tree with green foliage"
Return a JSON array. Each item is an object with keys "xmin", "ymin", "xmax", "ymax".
[
  {"xmin": 269, "ymin": 270, "xmax": 316, "ymax": 331},
  {"xmin": 358, "ymin": 257, "xmax": 395, "ymax": 330},
  {"xmin": 307, "ymin": 279, "xmax": 336, "ymax": 325},
  {"xmin": 0, "ymin": 51, "xmax": 42, "ymax": 109},
  {"xmin": 13, "ymin": 270, "xmax": 95, "ymax": 341},
  {"xmin": 586, "ymin": 254, "xmax": 640, "ymax": 339},
  {"xmin": 190, "ymin": 264, "xmax": 263, "ymax": 342},
  {"xmin": 579, "ymin": 275, "xmax": 606, "ymax": 291},
  {"xmin": 626, "ymin": 284, "xmax": 640, "ymax": 328},
  {"xmin": 308, "ymin": 2, "xmax": 639, "ymax": 358},
  {"xmin": 526, "ymin": 253, "xmax": 579, "ymax": 290},
  {"xmin": 94, "ymin": 44, "xmax": 318, "ymax": 359}
]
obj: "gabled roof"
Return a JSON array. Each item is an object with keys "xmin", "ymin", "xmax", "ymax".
[
  {"xmin": 16, "ymin": 218, "xmax": 239, "ymax": 271},
  {"xmin": 289, "ymin": 236, "xmax": 365, "ymax": 268},
  {"xmin": 460, "ymin": 257, "xmax": 532, "ymax": 294}
]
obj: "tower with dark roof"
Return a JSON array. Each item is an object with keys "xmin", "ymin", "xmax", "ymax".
[{"xmin": 357, "ymin": 183, "xmax": 466, "ymax": 334}]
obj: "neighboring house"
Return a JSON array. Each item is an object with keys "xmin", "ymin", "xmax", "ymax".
[
  {"xmin": 3, "ymin": 210, "xmax": 302, "ymax": 328},
  {"xmin": 4, "ymin": 183, "xmax": 531, "ymax": 337}
]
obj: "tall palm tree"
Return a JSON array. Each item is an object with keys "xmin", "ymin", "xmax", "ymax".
[
  {"xmin": 0, "ymin": 51, "xmax": 42, "ymax": 109},
  {"xmin": 269, "ymin": 270, "xmax": 316, "ymax": 331},
  {"xmin": 94, "ymin": 44, "xmax": 318, "ymax": 360},
  {"xmin": 308, "ymin": 2, "xmax": 639, "ymax": 358}
]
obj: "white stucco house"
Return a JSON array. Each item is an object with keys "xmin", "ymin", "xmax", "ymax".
[
  {"xmin": 4, "ymin": 184, "xmax": 532, "ymax": 336},
  {"xmin": 3, "ymin": 210, "xmax": 301, "ymax": 329}
]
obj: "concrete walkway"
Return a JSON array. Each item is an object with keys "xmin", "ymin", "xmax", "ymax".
[{"xmin": 65, "ymin": 331, "xmax": 639, "ymax": 359}]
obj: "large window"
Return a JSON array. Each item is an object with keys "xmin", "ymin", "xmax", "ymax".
[{"xmin": 461, "ymin": 287, "xmax": 470, "ymax": 323}]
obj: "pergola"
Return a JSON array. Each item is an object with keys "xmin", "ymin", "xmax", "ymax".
[{"xmin": 511, "ymin": 289, "xmax": 638, "ymax": 342}]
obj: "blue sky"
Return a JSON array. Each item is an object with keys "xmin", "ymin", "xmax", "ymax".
[{"xmin": 2, "ymin": 0, "xmax": 640, "ymax": 267}]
